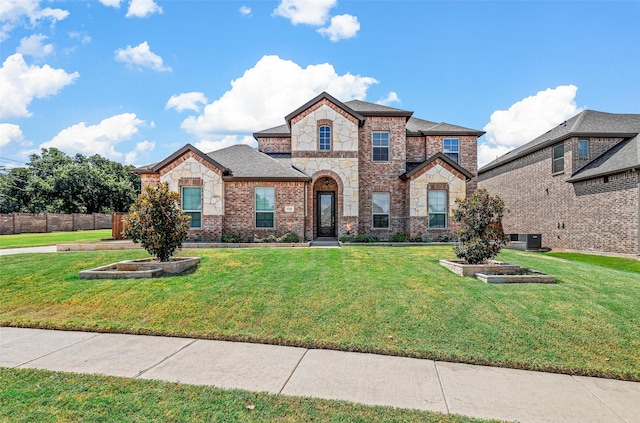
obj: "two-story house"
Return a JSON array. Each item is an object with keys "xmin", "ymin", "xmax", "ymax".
[
  {"xmin": 134, "ymin": 92, "xmax": 483, "ymax": 241},
  {"xmin": 478, "ymin": 110, "xmax": 640, "ymax": 255}
]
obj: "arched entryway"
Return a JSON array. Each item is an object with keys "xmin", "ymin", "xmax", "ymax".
[{"xmin": 313, "ymin": 175, "xmax": 339, "ymax": 239}]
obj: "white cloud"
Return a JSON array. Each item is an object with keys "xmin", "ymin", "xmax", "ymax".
[
  {"xmin": 124, "ymin": 139, "xmax": 155, "ymax": 164},
  {"xmin": 98, "ymin": 0, "xmax": 123, "ymax": 7},
  {"xmin": 69, "ymin": 31, "xmax": 92, "ymax": 45},
  {"xmin": 16, "ymin": 33, "xmax": 53, "ymax": 57},
  {"xmin": 317, "ymin": 14, "xmax": 359, "ymax": 41},
  {"xmin": 273, "ymin": 0, "xmax": 336, "ymax": 25},
  {"xmin": 40, "ymin": 113, "xmax": 146, "ymax": 162},
  {"xmin": 126, "ymin": 0, "xmax": 162, "ymax": 18},
  {"xmin": 0, "ymin": 0, "xmax": 69, "ymax": 41},
  {"xmin": 180, "ymin": 55, "xmax": 378, "ymax": 138},
  {"xmin": 166, "ymin": 92, "xmax": 208, "ymax": 113},
  {"xmin": 0, "ymin": 123, "xmax": 24, "ymax": 148},
  {"xmin": 376, "ymin": 91, "xmax": 400, "ymax": 106},
  {"xmin": 194, "ymin": 135, "xmax": 257, "ymax": 154},
  {"xmin": 239, "ymin": 6, "xmax": 252, "ymax": 16},
  {"xmin": 479, "ymin": 85, "xmax": 583, "ymax": 167},
  {"xmin": 0, "ymin": 53, "xmax": 79, "ymax": 119},
  {"xmin": 114, "ymin": 41, "xmax": 171, "ymax": 72}
]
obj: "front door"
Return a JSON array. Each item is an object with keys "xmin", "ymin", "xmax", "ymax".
[{"xmin": 317, "ymin": 191, "xmax": 335, "ymax": 238}]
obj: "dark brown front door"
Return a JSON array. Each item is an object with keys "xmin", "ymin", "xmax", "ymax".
[{"xmin": 317, "ymin": 191, "xmax": 335, "ymax": 238}]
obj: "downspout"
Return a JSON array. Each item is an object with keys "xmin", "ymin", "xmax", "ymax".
[{"xmin": 303, "ymin": 180, "xmax": 307, "ymax": 241}]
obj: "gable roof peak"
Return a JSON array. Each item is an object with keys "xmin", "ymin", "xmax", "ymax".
[{"xmin": 284, "ymin": 91, "xmax": 365, "ymax": 126}]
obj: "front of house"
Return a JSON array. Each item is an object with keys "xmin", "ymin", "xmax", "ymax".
[{"xmin": 134, "ymin": 92, "xmax": 483, "ymax": 241}]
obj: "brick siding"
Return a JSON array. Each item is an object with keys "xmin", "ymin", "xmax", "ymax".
[{"xmin": 479, "ymin": 138, "xmax": 639, "ymax": 255}]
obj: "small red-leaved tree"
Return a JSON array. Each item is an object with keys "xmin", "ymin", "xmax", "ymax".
[
  {"xmin": 452, "ymin": 189, "xmax": 509, "ymax": 264},
  {"xmin": 123, "ymin": 182, "xmax": 191, "ymax": 262}
]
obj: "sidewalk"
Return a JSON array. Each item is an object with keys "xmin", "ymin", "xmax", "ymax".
[
  {"xmin": 0, "ymin": 246, "xmax": 57, "ymax": 255},
  {"xmin": 1, "ymin": 327, "xmax": 638, "ymax": 422}
]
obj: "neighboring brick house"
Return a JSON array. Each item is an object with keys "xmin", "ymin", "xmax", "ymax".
[
  {"xmin": 478, "ymin": 111, "xmax": 640, "ymax": 255},
  {"xmin": 134, "ymin": 92, "xmax": 483, "ymax": 241}
]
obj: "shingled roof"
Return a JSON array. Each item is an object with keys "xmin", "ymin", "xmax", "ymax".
[
  {"xmin": 567, "ymin": 135, "xmax": 640, "ymax": 182},
  {"xmin": 254, "ymin": 94, "xmax": 483, "ymax": 138},
  {"xmin": 210, "ymin": 144, "xmax": 309, "ymax": 181},
  {"xmin": 479, "ymin": 110, "xmax": 640, "ymax": 174}
]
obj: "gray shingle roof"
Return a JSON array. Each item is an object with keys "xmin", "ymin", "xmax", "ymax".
[
  {"xmin": 253, "ymin": 123, "xmax": 290, "ymax": 137},
  {"xmin": 406, "ymin": 117, "xmax": 484, "ymax": 135},
  {"xmin": 343, "ymin": 100, "xmax": 412, "ymax": 116},
  {"xmin": 567, "ymin": 135, "xmax": 639, "ymax": 182},
  {"xmin": 479, "ymin": 110, "xmax": 640, "ymax": 173},
  {"xmin": 208, "ymin": 144, "xmax": 309, "ymax": 181}
]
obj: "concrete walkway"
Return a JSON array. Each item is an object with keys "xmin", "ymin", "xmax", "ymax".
[
  {"xmin": 1, "ymin": 327, "xmax": 638, "ymax": 422},
  {"xmin": 0, "ymin": 245, "xmax": 57, "ymax": 255}
]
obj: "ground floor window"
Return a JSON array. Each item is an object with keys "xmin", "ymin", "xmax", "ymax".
[
  {"xmin": 255, "ymin": 187, "xmax": 275, "ymax": 228},
  {"xmin": 428, "ymin": 190, "xmax": 447, "ymax": 228},
  {"xmin": 372, "ymin": 192, "xmax": 390, "ymax": 228},
  {"xmin": 181, "ymin": 187, "xmax": 202, "ymax": 228}
]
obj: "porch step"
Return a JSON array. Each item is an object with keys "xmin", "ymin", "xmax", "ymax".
[{"xmin": 310, "ymin": 240, "xmax": 341, "ymax": 248}]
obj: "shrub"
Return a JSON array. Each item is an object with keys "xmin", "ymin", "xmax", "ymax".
[
  {"xmin": 123, "ymin": 182, "xmax": 191, "ymax": 262},
  {"xmin": 280, "ymin": 232, "xmax": 300, "ymax": 243},
  {"xmin": 353, "ymin": 235, "xmax": 377, "ymax": 243},
  {"xmin": 452, "ymin": 189, "xmax": 509, "ymax": 264},
  {"xmin": 221, "ymin": 233, "xmax": 239, "ymax": 243},
  {"xmin": 340, "ymin": 236, "xmax": 354, "ymax": 243},
  {"xmin": 388, "ymin": 233, "xmax": 409, "ymax": 242}
]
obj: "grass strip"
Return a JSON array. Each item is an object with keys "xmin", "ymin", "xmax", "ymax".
[
  {"xmin": 0, "ymin": 230, "xmax": 112, "ymax": 249},
  {"xmin": 544, "ymin": 251, "xmax": 640, "ymax": 273},
  {"xmin": 0, "ymin": 367, "xmax": 497, "ymax": 423}
]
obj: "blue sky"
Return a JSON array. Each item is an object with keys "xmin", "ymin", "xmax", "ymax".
[{"xmin": 1, "ymin": 0, "xmax": 639, "ymax": 169}]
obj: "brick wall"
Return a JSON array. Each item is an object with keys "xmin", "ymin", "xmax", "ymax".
[
  {"xmin": 223, "ymin": 181, "xmax": 306, "ymax": 241},
  {"xmin": 479, "ymin": 139, "xmax": 639, "ymax": 255},
  {"xmin": 357, "ymin": 116, "xmax": 409, "ymax": 238},
  {"xmin": 256, "ymin": 137, "xmax": 291, "ymax": 153},
  {"xmin": 0, "ymin": 213, "xmax": 112, "ymax": 235}
]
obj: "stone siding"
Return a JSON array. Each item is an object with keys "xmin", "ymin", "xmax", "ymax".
[
  {"xmin": 160, "ymin": 155, "xmax": 224, "ymax": 216},
  {"xmin": 290, "ymin": 102, "xmax": 359, "ymax": 152},
  {"xmin": 479, "ymin": 141, "xmax": 639, "ymax": 255}
]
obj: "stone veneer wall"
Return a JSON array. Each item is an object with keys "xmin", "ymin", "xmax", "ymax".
[
  {"xmin": 289, "ymin": 100, "xmax": 360, "ymax": 239},
  {"xmin": 479, "ymin": 138, "xmax": 639, "ymax": 255},
  {"xmin": 156, "ymin": 152, "xmax": 224, "ymax": 241},
  {"xmin": 409, "ymin": 163, "xmax": 466, "ymax": 239},
  {"xmin": 224, "ymin": 181, "xmax": 306, "ymax": 241}
]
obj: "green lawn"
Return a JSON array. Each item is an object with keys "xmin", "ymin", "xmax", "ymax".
[
  {"xmin": 0, "ymin": 368, "xmax": 495, "ymax": 423},
  {"xmin": 1, "ymin": 246, "xmax": 638, "ymax": 381},
  {"xmin": 0, "ymin": 229, "xmax": 112, "ymax": 249},
  {"xmin": 545, "ymin": 251, "xmax": 640, "ymax": 273}
]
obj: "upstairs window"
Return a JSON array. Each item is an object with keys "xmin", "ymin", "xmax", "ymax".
[
  {"xmin": 428, "ymin": 190, "xmax": 447, "ymax": 228},
  {"xmin": 443, "ymin": 138, "xmax": 460, "ymax": 163},
  {"xmin": 372, "ymin": 192, "xmax": 390, "ymax": 228},
  {"xmin": 255, "ymin": 187, "xmax": 275, "ymax": 228},
  {"xmin": 373, "ymin": 132, "xmax": 389, "ymax": 161},
  {"xmin": 578, "ymin": 140, "xmax": 589, "ymax": 158},
  {"xmin": 182, "ymin": 187, "xmax": 202, "ymax": 228},
  {"xmin": 553, "ymin": 144, "xmax": 565, "ymax": 173},
  {"xmin": 319, "ymin": 125, "xmax": 331, "ymax": 151}
]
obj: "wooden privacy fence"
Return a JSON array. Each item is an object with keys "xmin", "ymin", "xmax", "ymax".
[
  {"xmin": 112, "ymin": 212, "xmax": 127, "ymax": 240},
  {"xmin": 0, "ymin": 212, "xmax": 112, "ymax": 235}
]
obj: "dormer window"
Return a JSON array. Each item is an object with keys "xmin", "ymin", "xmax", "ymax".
[
  {"xmin": 443, "ymin": 138, "xmax": 459, "ymax": 163},
  {"xmin": 319, "ymin": 125, "xmax": 331, "ymax": 151}
]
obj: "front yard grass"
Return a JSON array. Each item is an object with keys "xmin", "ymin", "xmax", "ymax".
[
  {"xmin": 0, "ymin": 229, "xmax": 112, "ymax": 249},
  {"xmin": 1, "ymin": 246, "xmax": 638, "ymax": 381},
  {"xmin": 0, "ymin": 368, "xmax": 494, "ymax": 423}
]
